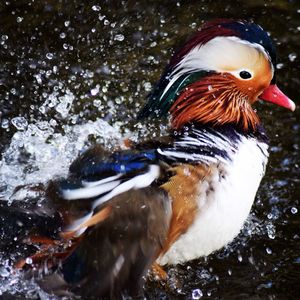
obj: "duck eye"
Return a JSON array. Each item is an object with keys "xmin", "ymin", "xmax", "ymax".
[{"xmin": 239, "ymin": 70, "xmax": 252, "ymax": 79}]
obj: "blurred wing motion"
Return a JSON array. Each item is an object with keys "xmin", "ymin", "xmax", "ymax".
[{"xmin": 16, "ymin": 145, "xmax": 172, "ymax": 299}]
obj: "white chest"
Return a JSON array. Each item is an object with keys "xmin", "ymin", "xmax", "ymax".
[{"xmin": 158, "ymin": 137, "xmax": 268, "ymax": 266}]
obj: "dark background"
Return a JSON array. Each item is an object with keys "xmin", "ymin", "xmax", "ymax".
[{"xmin": 0, "ymin": 0, "xmax": 299, "ymax": 299}]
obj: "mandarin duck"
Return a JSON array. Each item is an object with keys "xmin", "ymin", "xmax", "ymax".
[{"xmin": 10, "ymin": 19, "xmax": 295, "ymax": 299}]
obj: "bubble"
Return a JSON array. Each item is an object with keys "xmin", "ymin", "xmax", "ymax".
[{"xmin": 60, "ymin": 32, "xmax": 66, "ymax": 39}]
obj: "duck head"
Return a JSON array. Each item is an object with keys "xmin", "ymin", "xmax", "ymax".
[{"xmin": 140, "ymin": 20, "xmax": 295, "ymax": 132}]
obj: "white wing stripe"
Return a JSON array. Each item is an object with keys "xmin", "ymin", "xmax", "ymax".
[
  {"xmin": 81, "ymin": 173, "xmax": 123, "ymax": 187},
  {"xmin": 91, "ymin": 165, "xmax": 160, "ymax": 209},
  {"xmin": 62, "ymin": 180, "xmax": 121, "ymax": 200}
]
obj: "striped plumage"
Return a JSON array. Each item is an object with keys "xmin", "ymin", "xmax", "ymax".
[{"xmin": 14, "ymin": 19, "xmax": 295, "ymax": 298}]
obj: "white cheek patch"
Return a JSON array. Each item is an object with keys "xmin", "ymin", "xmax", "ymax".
[
  {"xmin": 177, "ymin": 36, "xmax": 264, "ymax": 73},
  {"xmin": 159, "ymin": 36, "xmax": 273, "ymax": 100}
]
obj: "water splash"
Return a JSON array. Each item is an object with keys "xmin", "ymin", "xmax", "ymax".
[{"xmin": 0, "ymin": 118, "xmax": 122, "ymax": 202}]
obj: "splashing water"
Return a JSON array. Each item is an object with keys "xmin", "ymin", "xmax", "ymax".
[{"xmin": 0, "ymin": 118, "xmax": 122, "ymax": 203}]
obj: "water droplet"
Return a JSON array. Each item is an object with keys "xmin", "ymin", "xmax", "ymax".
[
  {"xmin": 114, "ymin": 34, "xmax": 124, "ymax": 41},
  {"xmin": 1, "ymin": 118, "xmax": 9, "ymax": 129},
  {"xmin": 46, "ymin": 52, "xmax": 54, "ymax": 60},
  {"xmin": 288, "ymin": 53, "xmax": 297, "ymax": 62},
  {"xmin": 104, "ymin": 19, "xmax": 110, "ymax": 26},
  {"xmin": 93, "ymin": 99, "xmax": 102, "ymax": 108},
  {"xmin": 190, "ymin": 22, "xmax": 197, "ymax": 29},
  {"xmin": 276, "ymin": 63, "xmax": 284, "ymax": 69},
  {"xmin": 1, "ymin": 35, "xmax": 8, "ymax": 41},
  {"xmin": 0, "ymin": 267, "xmax": 10, "ymax": 277},
  {"xmin": 92, "ymin": 5, "xmax": 101, "ymax": 11},
  {"xmin": 98, "ymin": 14, "xmax": 105, "ymax": 21},
  {"xmin": 11, "ymin": 117, "xmax": 28, "ymax": 130},
  {"xmin": 143, "ymin": 82, "xmax": 152, "ymax": 92},
  {"xmin": 192, "ymin": 289, "xmax": 203, "ymax": 299},
  {"xmin": 237, "ymin": 254, "xmax": 243, "ymax": 262},
  {"xmin": 55, "ymin": 90, "xmax": 75, "ymax": 118},
  {"xmin": 266, "ymin": 247, "xmax": 272, "ymax": 254},
  {"xmin": 16, "ymin": 16, "xmax": 23, "ymax": 23},
  {"xmin": 34, "ymin": 74, "xmax": 42, "ymax": 84},
  {"xmin": 257, "ymin": 281, "xmax": 273, "ymax": 290},
  {"xmin": 291, "ymin": 207, "xmax": 298, "ymax": 214},
  {"xmin": 64, "ymin": 20, "xmax": 70, "ymax": 27},
  {"xmin": 60, "ymin": 32, "xmax": 66, "ymax": 39},
  {"xmin": 25, "ymin": 257, "xmax": 33, "ymax": 265},
  {"xmin": 266, "ymin": 223, "xmax": 276, "ymax": 239},
  {"xmin": 91, "ymin": 85, "xmax": 100, "ymax": 96},
  {"xmin": 39, "ymin": 106, "xmax": 46, "ymax": 114},
  {"xmin": 49, "ymin": 119, "xmax": 57, "ymax": 127}
]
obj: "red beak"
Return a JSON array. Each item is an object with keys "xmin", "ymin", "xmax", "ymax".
[{"xmin": 260, "ymin": 84, "xmax": 296, "ymax": 111}]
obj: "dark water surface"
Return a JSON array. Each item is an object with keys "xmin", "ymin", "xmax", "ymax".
[{"xmin": 0, "ymin": 1, "xmax": 299, "ymax": 299}]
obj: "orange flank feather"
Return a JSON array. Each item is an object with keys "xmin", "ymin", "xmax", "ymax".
[
  {"xmin": 170, "ymin": 74, "xmax": 260, "ymax": 131},
  {"xmin": 15, "ymin": 236, "xmax": 80, "ymax": 269},
  {"xmin": 151, "ymin": 262, "xmax": 168, "ymax": 280},
  {"xmin": 159, "ymin": 164, "xmax": 211, "ymax": 255},
  {"xmin": 60, "ymin": 206, "xmax": 112, "ymax": 240},
  {"xmin": 16, "ymin": 206, "xmax": 112, "ymax": 270}
]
